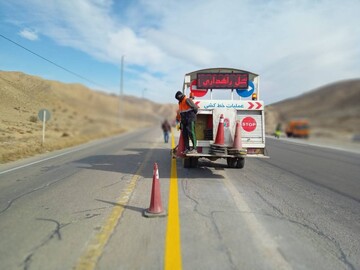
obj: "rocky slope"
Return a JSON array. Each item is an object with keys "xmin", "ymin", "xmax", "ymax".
[{"xmin": 265, "ymin": 79, "xmax": 360, "ymax": 140}]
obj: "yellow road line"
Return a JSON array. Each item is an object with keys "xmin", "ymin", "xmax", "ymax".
[
  {"xmin": 74, "ymin": 147, "xmax": 154, "ymax": 270},
  {"xmin": 165, "ymin": 132, "xmax": 182, "ymax": 270}
]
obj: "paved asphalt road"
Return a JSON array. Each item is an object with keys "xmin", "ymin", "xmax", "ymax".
[{"xmin": 0, "ymin": 128, "xmax": 359, "ymax": 270}]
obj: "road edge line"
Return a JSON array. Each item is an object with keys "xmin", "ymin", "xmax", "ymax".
[
  {"xmin": 74, "ymin": 145, "xmax": 154, "ymax": 270},
  {"xmin": 222, "ymin": 176, "xmax": 292, "ymax": 270}
]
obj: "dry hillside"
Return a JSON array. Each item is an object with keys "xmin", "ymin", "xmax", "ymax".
[
  {"xmin": 265, "ymin": 79, "xmax": 360, "ymax": 139},
  {"xmin": 0, "ymin": 71, "xmax": 177, "ymax": 163},
  {"xmin": 1, "ymin": 71, "xmax": 358, "ymax": 163}
]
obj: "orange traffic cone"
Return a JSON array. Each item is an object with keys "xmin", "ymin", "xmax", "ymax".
[
  {"xmin": 176, "ymin": 132, "xmax": 185, "ymax": 157},
  {"xmin": 232, "ymin": 120, "xmax": 243, "ymax": 149},
  {"xmin": 214, "ymin": 114, "xmax": 225, "ymax": 145},
  {"xmin": 143, "ymin": 163, "xmax": 166, "ymax": 217}
]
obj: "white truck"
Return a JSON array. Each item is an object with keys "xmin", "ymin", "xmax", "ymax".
[{"xmin": 176, "ymin": 67, "xmax": 267, "ymax": 168}]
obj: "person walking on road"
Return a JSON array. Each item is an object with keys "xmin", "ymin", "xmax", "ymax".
[
  {"xmin": 175, "ymin": 91, "xmax": 198, "ymax": 154},
  {"xmin": 161, "ymin": 119, "xmax": 171, "ymax": 143}
]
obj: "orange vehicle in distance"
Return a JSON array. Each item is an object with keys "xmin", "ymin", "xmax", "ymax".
[{"xmin": 285, "ymin": 119, "xmax": 310, "ymax": 138}]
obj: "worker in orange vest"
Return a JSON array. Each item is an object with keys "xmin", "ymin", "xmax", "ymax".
[{"xmin": 175, "ymin": 91, "xmax": 198, "ymax": 154}]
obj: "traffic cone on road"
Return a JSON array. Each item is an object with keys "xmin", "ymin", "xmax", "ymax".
[
  {"xmin": 143, "ymin": 163, "xmax": 166, "ymax": 217},
  {"xmin": 213, "ymin": 114, "xmax": 225, "ymax": 145},
  {"xmin": 232, "ymin": 120, "xmax": 243, "ymax": 150}
]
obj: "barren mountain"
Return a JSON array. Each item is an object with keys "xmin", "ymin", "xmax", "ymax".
[
  {"xmin": 265, "ymin": 79, "xmax": 360, "ymax": 139},
  {"xmin": 0, "ymin": 71, "xmax": 176, "ymax": 163},
  {"xmin": 1, "ymin": 71, "xmax": 359, "ymax": 163}
]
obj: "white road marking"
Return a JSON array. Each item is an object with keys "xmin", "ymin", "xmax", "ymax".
[{"xmin": 0, "ymin": 147, "xmax": 83, "ymax": 175}]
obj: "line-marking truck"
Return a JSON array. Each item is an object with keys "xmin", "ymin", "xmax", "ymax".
[{"xmin": 175, "ymin": 67, "xmax": 268, "ymax": 168}]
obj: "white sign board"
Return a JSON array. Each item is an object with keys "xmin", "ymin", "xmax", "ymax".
[{"xmin": 38, "ymin": 109, "xmax": 51, "ymax": 145}]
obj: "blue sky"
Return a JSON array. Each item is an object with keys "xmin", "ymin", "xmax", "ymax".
[{"xmin": 0, "ymin": 0, "xmax": 359, "ymax": 105}]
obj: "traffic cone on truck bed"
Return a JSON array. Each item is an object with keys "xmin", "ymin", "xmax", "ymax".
[
  {"xmin": 213, "ymin": 114, "xmax": 225, "ymax": 146},
  {"xmin": 228, "ymin": 120, "xmax": 247, "ymax": 156},
  {"xmin": 232, "ymin": 120, "xmax": 242, "ymax": 149},
  {"xmin": 210, "ymin": 114, "xmax": 227, "ymax": 155},
  {"xmin": 143, "ymin": 163, "xmax": 166, "ymax": 217}
]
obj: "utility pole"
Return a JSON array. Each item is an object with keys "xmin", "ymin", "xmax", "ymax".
[
  {"xmin": 142, "ymin": 88, "xmax": 147, "ymax": 124},
  {"xmin": 119, "ymin": 55, "xmax": 124, "ymax": 126},
  {"xmin": 142, "ymin": 88, "xmax": 147, "ymax": 99}
]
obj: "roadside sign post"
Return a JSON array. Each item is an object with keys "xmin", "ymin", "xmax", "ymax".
[{"xmin": 38, "ymin": 109, "xmax": 51, "ymax": 146}]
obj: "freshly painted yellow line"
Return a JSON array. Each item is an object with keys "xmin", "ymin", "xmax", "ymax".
[
  {"xmin": 165, "ymin": 132, "xmax": 182, "ymax": 270},
  {"xmin": 74, "ymin": 147, "xmax": 153, "ymax": 270}
]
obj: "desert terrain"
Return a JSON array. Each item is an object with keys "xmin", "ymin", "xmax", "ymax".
[
  {"xmin": 0, "ymin": 71, "xmax": 176, "ymax": 163},
  {"xmin": 265, "ymin": 79, "xmax": 360, "ymax": 141},
  {"xmin": 1, "ymin": 71, "xmax": 359, "ymax": 164}
]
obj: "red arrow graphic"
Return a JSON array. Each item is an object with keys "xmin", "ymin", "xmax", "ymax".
[
  {"xmin": 256, "ymin": 102, "xmax": 262, "ymax": 109},
  {"xmin": 195, "ymin": 101, "xmax": 200, "ymax": 107},
  {"xmin": 248, "ymin": 102, "xmax": 254, "ymax": 109}
]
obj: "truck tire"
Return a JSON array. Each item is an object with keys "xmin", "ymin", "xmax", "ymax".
[
  {"xmin": 227, "ymin": 157, "xmax": 237, "ymax": 168},
  {"xmin": 183, "ymin": 158, "xmax": 191, "ymax": 168},
  {"xmin": 183, "ymin": 157, "xmax": 198, "ymax": 168},
  {"xmin": 190, "ymin": 157, "xmax": 199, "ymax": 168},
  {"xmin": 236, "ymin": 158, "xmax": 245, "ymax": 169},
  {"xmin": 227, "ymin": 157, "xmax": 245, "ymax": 169}
]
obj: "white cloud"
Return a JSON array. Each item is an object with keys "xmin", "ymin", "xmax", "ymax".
[
  {"xmin": 144, "ymin": 29, "xmax": 215, "ymax": 67},
  {"xmin": 106, "ymin": 28, "xmax": 164, "ymax": 66},
  {"xmin": 4, "ymin": 0, "xmax": 360, "ymax": 104},
  {"xmin": 19, "ymin": 28, "xmax": 38, "ymax": 41}
]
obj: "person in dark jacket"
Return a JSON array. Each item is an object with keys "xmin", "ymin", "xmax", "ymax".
[
  {"xmin": 175, "ymin": 91, "xmax": 198, "ymax": 154},
  {"xmin": 161, "ymin": 119, "xmax": 171, "ymax": 143}
]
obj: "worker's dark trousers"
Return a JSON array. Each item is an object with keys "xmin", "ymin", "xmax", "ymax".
[{"xmin": 182, "ymin": 121, "xmax": 197, "ymax": 150}]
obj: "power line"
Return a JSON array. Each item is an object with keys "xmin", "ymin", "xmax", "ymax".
[{"xmin": 0, "ymin": 33, "xmax": 107, "ymax": 88}]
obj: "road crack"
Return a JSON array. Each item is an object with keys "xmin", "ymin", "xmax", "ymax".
[
  {"xmin": 180, "ymin": 178, "xmax": 236, "ymax": 269},
  {"xmin": 0, "ymin": 171, "xmax": 79, "ymax": 216},
  {"xmin": 22, "ymin": 218, "xmax": 69, "ymax": 270},
  {"xmin": 180, "ymin": 178, "xmax": 208, "ymax": 218},
  {"xmin": 211, "ymin": 211, "xmax": 238, "ymax": 270},
  {"xmin": 256, "ymin": 191, "xmax": 356, "ymax": 270}
]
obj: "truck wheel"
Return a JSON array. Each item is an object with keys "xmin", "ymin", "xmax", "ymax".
[
  {"xmin": 190, "ymin": 157, "xmax": 199, "ymax": 168},
  {"xmin": 183, "ymin": 157, "xmax": 198, "ymax": 168},
  {"xmin": 236, "ymin": 158, "xmax": 245, "ymax": 169},
  {"xmin": 227, "ymin": 158, "xmax": 237, "ymax": 168},
  {"xmin": 183, "ymin": 158, "xmax": 191, "ymax": 168}
]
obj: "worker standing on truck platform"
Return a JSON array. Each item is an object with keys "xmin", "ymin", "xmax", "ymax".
[
  {"xmin": 188, "ymin": 92, "xmax": 198, "ymax": 148},
  {"xmin": 175, "ymin": 91, "xmax": 198, "ymax": 154}
]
